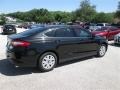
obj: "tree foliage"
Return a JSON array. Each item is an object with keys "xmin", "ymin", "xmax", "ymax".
[
  {"xmin": 8, "ymin": 9, "xmax": 72, "ymax": 23},
  {"xmin": 115, "ymin": 1, "xmax": 120, "ymax": 19},
  {"xmin": 52, "ymin": 11, "xmax": 72, "ymax": 23},
  {"xmin": 74, "ymin": 0, "xmax": 96, "ymax": 22},
  {"xmin": 0, "ymin": 15, "xmax": 6, "ymax": 25},
  {"xmin": 93, "ymin": 12, "xmax": 114, "ymax": 23},
  {"xmin": 6, "ymin": 0, "xmax": 115, "ymax": 23}
]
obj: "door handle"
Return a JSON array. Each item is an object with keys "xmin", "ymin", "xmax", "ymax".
[
  {"xmin": 55, "ymin": 40, "xmax": 61, "ymax": 43},
  {"xmin": 79, "ymin": 39, "xmax": 84, "ymax": 41}
]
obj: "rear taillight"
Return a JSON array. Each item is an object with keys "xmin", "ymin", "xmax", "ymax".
[{"xmin": 11, "ymin": 40, "xmax": 31, "ymax": 47}]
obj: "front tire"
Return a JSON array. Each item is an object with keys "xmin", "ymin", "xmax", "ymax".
[
  {"xmin": 97, "ymin": 44, "xmax": 106, "ymax": 57},
  {"xmin": 38, "ymin": 52, "xmax": 57, "ymax": 72}
]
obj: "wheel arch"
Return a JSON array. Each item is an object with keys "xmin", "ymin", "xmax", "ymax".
[{"xmin": 101, "ymin": 42, "xmax": 108, "ymax": 51}]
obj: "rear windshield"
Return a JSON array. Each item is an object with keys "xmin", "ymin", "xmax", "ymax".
[
  {"xmin": 96, "ymin": 24, "xmax": 104, "ymax": 26},
  {"xmin": 4, "ymin": 25, "xmax": 15, "ymax": 29},
  {"xmin": 18, "ymin": 28, "xmax": 47, "ymax": 36}
]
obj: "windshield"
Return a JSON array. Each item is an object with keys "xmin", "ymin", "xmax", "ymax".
[{"xmin": 4, "ymin": 25, "xmax": 15, "ymax": 29}]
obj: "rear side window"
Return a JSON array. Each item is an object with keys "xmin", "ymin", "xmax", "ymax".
[
  {"xmin": 55, "ymin": 28, "xmax": 75, "ymax": 37},
  {"xmin": 45, "ymin": 29, "xmax": 55, "ymax": 37}
]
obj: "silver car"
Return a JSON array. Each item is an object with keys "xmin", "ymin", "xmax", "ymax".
[{"xmin": 114, "ymin": 33, "xmax": 120, "ymax": 44}]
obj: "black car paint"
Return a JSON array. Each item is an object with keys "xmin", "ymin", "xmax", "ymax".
[{"xmin": 6, "ymin": 26, "xmax": 108, "ymax": 67}]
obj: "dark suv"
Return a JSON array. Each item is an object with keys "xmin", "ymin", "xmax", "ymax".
[
  {"xmin": 2, "ymin": 24, "xmax": 16, "ymax": 35},
  {"xmin": 6, "ymin": 26, "xmax": 108, "ymax": 72}
]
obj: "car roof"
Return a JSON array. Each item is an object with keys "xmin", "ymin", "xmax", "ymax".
[{"xmin": 44, "ymin": 25, "xmax": 82, "ymax": 29}]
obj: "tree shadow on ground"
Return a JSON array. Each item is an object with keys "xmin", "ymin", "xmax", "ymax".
[
  {"xmin": 0, "ymin": 59, "xmax": 40, "ymax": 76},
  {"xmin": 0, "ymin": 56, "xmax": 94, "ymax": 76}
]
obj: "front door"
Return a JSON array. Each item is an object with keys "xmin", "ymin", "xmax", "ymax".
[
  {"xmin": 54, "ymin": 27, "xmax": 81, "ymax": 62},
  {"xmin": 73, "ymin": 29, "xmax": 98, "ymax": 58}
]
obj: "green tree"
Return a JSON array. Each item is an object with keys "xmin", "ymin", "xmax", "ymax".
[
  {"xmin": 74, "ymin": 0, "xmax": 96, "ymax": 22},
  {"xmin": 115, "ymin": 11, "xmax": 120, "ymax": 19},
  {"xmin": 115, "ymin": 1, "xmax": 120, "ymax": 19},
  {"xmin": 53, "ymin": 11, "xmax": 72, "ymax": 23},
  {"xmin": 0, "ymin": 16, "xmax": 6, "ymax": 25},
  {"xmin": 25, "ymin": 8, "xmax": 55, "ymax": 23},
  {"xmin": 93, "ymin": 12, "xmax": 114, "ymax": 23},
  {"xmin": 7, "ymin": 9, "xmax": 72, "ymax": 23}
]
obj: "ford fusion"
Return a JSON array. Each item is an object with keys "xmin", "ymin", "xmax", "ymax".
[{"xmin": 6, "ymin": 26, "xmax": 108, "ymax": 72}]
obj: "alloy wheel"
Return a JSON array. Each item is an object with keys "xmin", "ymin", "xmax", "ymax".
[
  {"xmin": 99, "ymin": 45, "xmax": 106, "ymax": 56},
  {"xmin": 41, "ymin": 55, "xmax": 56, "ymax": 70}
]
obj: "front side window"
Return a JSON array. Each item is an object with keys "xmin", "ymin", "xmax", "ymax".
[{"xmin": 75, "ymin": 29, "xmax": 91, "ymax": 37}]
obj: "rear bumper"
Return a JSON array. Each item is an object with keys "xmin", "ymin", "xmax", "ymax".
[
  {"xmin": 6, "ymin": 51, "xmax": 37, "ymax": 67},
  {"xmin": 2, "ymin": 31, "xmax": 16, "ymax": 35}
]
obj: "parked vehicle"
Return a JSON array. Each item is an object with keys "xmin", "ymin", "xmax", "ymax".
[
  {"xmin": 111, "ymin": 23, "xmax": 120, "ymax": 28},
  {"xmin": 18, "ymin": 24, "xmax": 31, "ymax": 29},
  {"xmin": 2, "ymin": 24, "xmax": 16, "ymax": 35},
  {"xmin": 114, "ymin": 33, "xmax": 120, "ymax": 44},
  {"xmin": 6, "ymin": 26, "xmax": 108, "ymax": 72},
  {"xmin": 84, "ymin": 23, "xmax": 97, "ymax": 31},
  {"xmin": 92, "ymin": 26, "xmax": 120, "ymax": 40},
  {"xmin": 84, "ymin": 23, "xmax": 96, "ymax": 29},
  {"xmin": 96, "ymin": 23, "xmax": 110, "ymax": 27}
]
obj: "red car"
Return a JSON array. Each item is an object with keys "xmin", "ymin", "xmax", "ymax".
[{"xmin": 92, "ymin": 27, "xmax": 120, "ymax": 40}]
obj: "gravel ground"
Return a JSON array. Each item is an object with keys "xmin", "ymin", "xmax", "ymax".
[{"xmin": 0, "ymin": 30, "xmax": 120, "ymax": 90}]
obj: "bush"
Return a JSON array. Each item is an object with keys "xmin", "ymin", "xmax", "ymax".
[{"xmin": 0, "ymin": 16, "xmax": 6, "ymax": 25}]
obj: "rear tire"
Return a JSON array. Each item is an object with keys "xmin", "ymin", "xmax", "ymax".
[
  {"xmin": 38, "ymin": 52, "xmax": 57, "ymax": 72},
  {"xmin": 97, "ymin": 44, "xmax": 106, "ymax": 57}
]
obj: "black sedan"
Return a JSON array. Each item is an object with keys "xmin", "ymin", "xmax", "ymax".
[
  {"xmin": 2, "ymin": 24, "xmax": 16, "ymax": 35},
  {"xmin": 6, "ymin": 26, "xmax": 108, "ymax": 72}
]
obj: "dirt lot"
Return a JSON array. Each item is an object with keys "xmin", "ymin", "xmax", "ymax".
[{"xmin": 0, "ymin": 31, "xmax": 120, "ymax": 90}]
